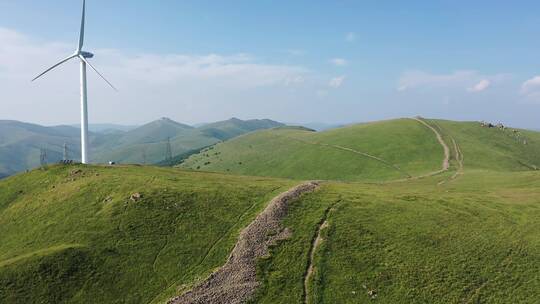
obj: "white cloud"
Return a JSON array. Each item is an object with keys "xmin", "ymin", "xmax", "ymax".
[
  {"xmin": 398, "ymin": 70, "xmax": 506, "ymax": 92},
  {"xmin": 329, "ymin": 76, "xmax": 346, "ymax": 88},
  {"xmin": 468, "ymin": 79, "xmax": 491, "ymax": 92},
  {"xmin": 0, "ymin": 27, "xmax": 313, "ymax": 124},
  {"xmin": 99, "ymin": 51, "xmax": 308, "ymax": 88},
  {"xmin": 521, "ymin": 76, "xmax": 540, "ymax": 101},
  {"xmin": 345, "ymin": 32, "xmax": 356, "ymax": 42},
  {"xmin": 330, "ymin": 58, "xmax": 348, "ymax": 67},
  {"xmin": 521, "ymin": 76, "xmax": 540, "ymax": 94}
]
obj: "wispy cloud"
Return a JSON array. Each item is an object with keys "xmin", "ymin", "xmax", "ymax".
[
  {"xmin": 329, "ymin": 76, "xmax": 346, "ymax": 88},
  {"xmin": 468, "ymin": 79, "xmax": 491, "ymax": 92},
  {"xmin": 345, "ymin": 32, "xmax": 356, "ymax": 43},
  {"xmin": 521, "ymin": 76, "xmax": 540, "ymax": 101},
  {"xmin": 398, "ymin": 70, "xmax": 506, "ymax": 92},
  {"xmin": 330, "ymin": 58, "xmax": 348, "ymax": 67}
]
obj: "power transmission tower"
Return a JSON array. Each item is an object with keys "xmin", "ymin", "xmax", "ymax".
[
  {"xmin": 165, "ymin": 137, "xmax": 173, "ymax": 165},
  {"xmin": 142, "ymin": 148, "xmax": 147, "ymax": 165},
  {"xmin": 63, "ymin": 142, "xmax": 69, "ymax": 161},
  {"xmin": 40, "ymin": 148, "xmax": 47, "ymax": 167}
]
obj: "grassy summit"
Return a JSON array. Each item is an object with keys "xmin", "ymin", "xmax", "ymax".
[
  {"xmin": 180, "ymin": 119, "xmax": 442, "ymax": 181},
  {"xmin": 180, "ymin": 118, "xmax": 540, "ymax": 181}
]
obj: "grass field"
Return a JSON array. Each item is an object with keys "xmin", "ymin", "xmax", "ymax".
[
  {"xmin": 434, "ymin": 119, "xmax": 540, "ymax": 171},
  {"xmin": 0, "ymin": 165, "xmax": 292, "ymax": 303},
  {"xmin": 252, "ymin": 170, "xmax": 540, "ymax": 303},
  {"xmin": 1, "ymin": 118, "xmax": 540, "ymax": 303},
  {"xmin": 181, "ymin": 118, "xmax": 540, "ymax": 182},
  {"xmin": 180, "ymin": 119, "xmax": 446, "ymax": 182}
]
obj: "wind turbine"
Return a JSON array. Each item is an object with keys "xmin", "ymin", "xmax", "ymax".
[{"xmin": 32, "ymin": 0, "xmax": 116, "ymax": 164}]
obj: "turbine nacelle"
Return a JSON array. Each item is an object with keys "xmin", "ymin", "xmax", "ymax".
[{"xmin": 80, "ymin": 51, "xmax": 94, "ymax": 59}]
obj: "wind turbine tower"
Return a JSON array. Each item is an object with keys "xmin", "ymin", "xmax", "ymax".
[{"xmin": 32, "ymin": 0, "xmax": 116, "ymax": 164}]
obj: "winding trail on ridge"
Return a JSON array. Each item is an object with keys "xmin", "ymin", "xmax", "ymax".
[
  {"xmin": 412, "ymin": 117, "xmax": 450, "ymax": 172},
  {"xmin": 168, "ymin": 181, "xmax": 320, "ymax": 304},
  {"xmin": 406, "ymin": 117, "xmax": 465, "ymax": 184}
]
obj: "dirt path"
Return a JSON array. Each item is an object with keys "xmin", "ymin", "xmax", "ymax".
[
  {"xmin": 450, "ymin": 138, "xmax": 464, "ymax": 179},
  {"xmin": 330, "ymin": 145, "xmax": 411, "ymax": 178},
  {"xmin": 409, "ymin": 118, "xmax": 466, "ymax": 185},
  {"xmin": 412, "ymin": 117, "xmax": 450, "ymax": 172},
  {"xmin": 168, "ymin": 181, "xmax": 320, "ymax": 304},
  {"xmin": 303, "ymin": 206, "xmax": 333, "ymax": 304}
]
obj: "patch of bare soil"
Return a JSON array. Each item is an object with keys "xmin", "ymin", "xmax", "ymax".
[{"xmin": 168, "ymin": 181, "xmax": 320, "ymax": 304}]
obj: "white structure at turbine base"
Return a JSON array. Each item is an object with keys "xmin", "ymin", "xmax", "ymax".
[{"xmin": 32, "ymin": 0, "xmax": 116, "ymax": 164}]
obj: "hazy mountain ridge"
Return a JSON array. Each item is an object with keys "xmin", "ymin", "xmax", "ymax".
[
  {"xmin": 91, "ymin": 117, "xmax": 284, "ymax": 164},
  {"xmin": 0, "ymin": 117, "xmax": 284, "ymax": 177},
  {"xmin": 0, "ymin": 120, "xmax": 84, "ymax": 176}
]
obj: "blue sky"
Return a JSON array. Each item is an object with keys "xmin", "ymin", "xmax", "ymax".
[{"xmin": 1, "ymin": 0, "xmax": 540, "ymax": 128}]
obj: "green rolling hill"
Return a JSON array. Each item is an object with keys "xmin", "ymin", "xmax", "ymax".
[
  {"xmin": 253, "ymin": 170, "xmax": 540, "ymax": 304},
  {"xmin": 0, "ymin": 165, "xmax": 293, "ymax": 303},
  {"xmin": 180, "ymin": 118, "xmax": 540, "ymax": 181},
  {"xmin": 1, "ymin": 117, "xmax": 540, "ymax": 303}
]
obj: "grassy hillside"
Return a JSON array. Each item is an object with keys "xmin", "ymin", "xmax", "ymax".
[
  {"xmin": 0, "ymin": 165, "xmax": 292, "ymax": 303},
  {"xmin": 2, "ymin": 117, "xmax": 540, "ymax": 304},
  {"xmin": 180, "ymin": 118, "xmax": 446, "ymax": 181},
  {"xmin": 433, "ymin": 119, "xmax": 540, "ymax": 171},
  {"xmin": 252, "ymin": 170, "xmax": 540, "ymax": 303},
  {"xmin": 181, "ymin": 118, "xmax": 540, "ymax": 182},
  {"xmin": 2, "ymin": 166, "xmax": 540, "ymax": 303}
]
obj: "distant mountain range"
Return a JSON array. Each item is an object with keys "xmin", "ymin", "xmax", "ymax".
[
  {"xmin": 70, "ymin": 123, "xmax": 139, "ymax": 133},
  {"xmin": 0, "ymin": 118, "xmax": 284, "ymax": 177}
]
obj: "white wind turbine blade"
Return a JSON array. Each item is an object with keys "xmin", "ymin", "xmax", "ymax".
[
  {"xmin": 32, "ymin": 54, "xmax": 78, "ymax": 81},
  {"xmin": 78, "ymin": 0, "xmax": 86, "ymax": 52},
  {"xmin": 79, "ymin": 55, "xmax": 118, "ymax": 91}
]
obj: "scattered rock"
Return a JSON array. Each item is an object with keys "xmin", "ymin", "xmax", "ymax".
[
  {"xmin": 130, "ymin": 193, "xmax": 142, "ymax": 202},
  {"xmin": 368, "ymin": 289, "xmax": 378, "ymax": 299},
  {"xmin": 70, "ymin": 169, "xmax": 82, "ymax": 176}
]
